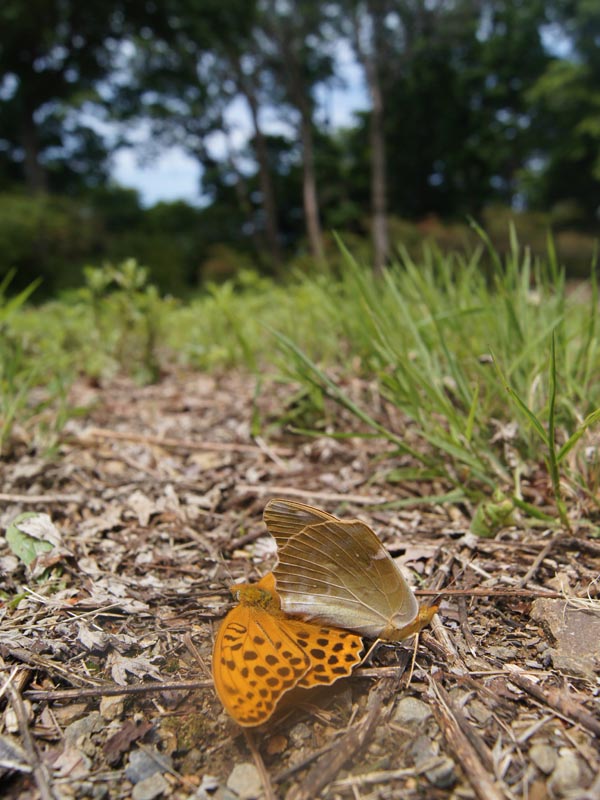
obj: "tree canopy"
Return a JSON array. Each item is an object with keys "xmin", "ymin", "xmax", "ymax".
[{"xmin": 0, "ymin": 0, "xmax": 598, "ymax": 293}]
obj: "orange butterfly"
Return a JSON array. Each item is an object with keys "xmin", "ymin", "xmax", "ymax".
[{"xmin": 212, "ymin": 573, "xmax": 364, "ymax": 727}]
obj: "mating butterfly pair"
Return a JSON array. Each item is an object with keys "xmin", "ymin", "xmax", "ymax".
[{"xmin": 212, "ymin": 499, "xmax": 436, "ymax": 726}]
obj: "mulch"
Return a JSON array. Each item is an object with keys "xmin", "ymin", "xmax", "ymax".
[{"xmin": 1, "ymin": 370, "xmax": 599, "ymax": 800}]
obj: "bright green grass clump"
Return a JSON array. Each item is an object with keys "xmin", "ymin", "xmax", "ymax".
[
  {"xmin": 270, "ymin": 230, "xmax": 600, "ymax": 526},
  {"xmin": 2, "ymin": 233, "xmax": 599, "ymax": 527}
]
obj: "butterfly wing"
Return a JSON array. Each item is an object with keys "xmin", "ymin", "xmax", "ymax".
[
  {"xmin": 282, "ymin": 619, "xmax": 364, "ymax": 688},
  {"xmin": 212, "ymin": 603, "xmax": 311, "ymax": 726},
  {"xmin": 265, "ymin": 499, "xmax": 418, "ymax": 639},
  {"xmin": 264, "ymin": 498, "xmax": 339, "ymax": 550}
]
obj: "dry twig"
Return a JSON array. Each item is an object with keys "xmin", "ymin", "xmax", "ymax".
[
  {"xmin": 428, "ymin": 672, "xmax": 507, "ymax": 800},
  {"xmin": 76, "ymin": 426, "xmax": 293, "ymax": 455},
  {"xmin": 285, "ymin": 676, "xmax": 400, "ymax": 800},
  {"xmin": 5, "ymin": 670, "xmax": 57, "ymax": 800},
  {"xmin": 503, "ymin": 665, "xmax": 600, "ymax": 738},
  {"xmin": 24, "ymin": 680, "xmax": 212, "ymax": 702}
]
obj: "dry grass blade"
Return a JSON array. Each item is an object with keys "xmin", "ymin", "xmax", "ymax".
[
  {"xmin": 503, "ymin": 665, "xmax": 600, "ymax": 738},
  {"xmin": 5, "ymin": 671, "xmax": 57, "ymax": 800},
  {"xmin": 285, "ymin": 676, "xmax": 400, "ymax": 800},
  {"xmin": 428, "ymin": 673, "xmax": 507, "ymax": 800}
]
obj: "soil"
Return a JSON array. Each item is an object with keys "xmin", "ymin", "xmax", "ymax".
[{"xmin": 1, "ymin": 370, "xmax": 599, "ymax": 800}]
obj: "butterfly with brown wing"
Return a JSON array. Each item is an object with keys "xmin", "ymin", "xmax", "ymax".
[{"xmin": 264, "ymin": 498, "xmax": 438, "ymax": 641}]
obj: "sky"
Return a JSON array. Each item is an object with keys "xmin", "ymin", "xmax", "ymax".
[{"xmin": 111, "ymin": 45, "xmax": 369, "ymax": 207}]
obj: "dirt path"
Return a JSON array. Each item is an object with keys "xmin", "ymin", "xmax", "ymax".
[{"xmin": 1, "ymin": 371, "xmax": 599, "ymax": 799}]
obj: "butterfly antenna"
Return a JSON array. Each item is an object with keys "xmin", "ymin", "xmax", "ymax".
[{"xmin": 361, "ymin": 638, "xmax": 383, "ymax": 665}]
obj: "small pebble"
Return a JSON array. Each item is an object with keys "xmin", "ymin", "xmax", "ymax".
[
  {"xmin": 425, "ymin": 756, "xmax": 456, "ymax": 789},
  {"xmin": 196, "ymin": 774, "xmax": 219, "ymax": 800},
  {"xmin": 465, "ymin": 699, "xmax": 491, "ymax": 725},
  {"xmin": 226, "ymin": 763, "xmax": 262, "ymax": 799},
  {"xmin": 131, "ymin": 773, "xmax": 168, "ymax": 800},
  {"xmin": 266, "ymin": 734, "xmax": 287, "ymax": 756},
  {"xmin": 548, "ymin": 749, "xmax": 580, "ymax": 797},
  {"xmin": 99, "ymin": 695, "xmax": 124, "ymax": 721},
  {"xmin": 529, "ymin": 742, "xmax": 557, "ymax": 775},
  {"xmin": 408, "ymin": 735, "xmax": 438, "ymax": 767},
  {"xmin": 393, "ymin": 697, "xmax": 432, "ymax": 726},
  {"xmin": 487, "ymin": 645, "xmax": 518, "ymax": 660},
  {"xmin": 126, "ymin": 750, "xmax": 173, "ymax": 783},
  {"xmin": 289, "ymin": 722, "xmax": 311, "ymax": 747},
  {"xmin": 64, "ymin": 713, "xmax": 103, "ymax": 745}
]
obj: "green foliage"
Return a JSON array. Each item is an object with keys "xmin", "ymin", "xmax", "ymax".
[
  {"xmin": 0, "ymin": 193, "xmax": 99, "ymax": 296},
  {"xmin": 272, "ymin": 235, "xmax": 600, "ymax": 525},
  {"xmin": 0, "ymin": 270, "xmax": 54, "ymax": 453},
  {"xmin": 74, "ymin": 259, "xmax": 167, "ymax": 383},
  {"xmin": 5, "ymin": 512, "xmax": 54, "ymax": 569},
  {"xmin": 3, "ymin": 234, "xmax": 599, "ymax": 533},
  {"xmin": 0, "ymin": 259, "xmax": 169, "ymax": 455}
]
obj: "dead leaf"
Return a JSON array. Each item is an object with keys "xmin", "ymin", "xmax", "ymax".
[
  {"xmin": 127, "ymin": 490, "xmax": 157, "ymax": 527},
  {"xmin": 103, "ymin": 720, "xmax": 153, "ymax": 766},
  {"xmin": 107, "ymin": 652, "xmax": 163, "ymax": 685}
]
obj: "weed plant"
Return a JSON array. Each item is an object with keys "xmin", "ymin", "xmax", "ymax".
[
  {"xmin": 2, "ymin": 236, "xmax": 599, "ymax": 529},
  {"xmin": 273, "ymin": 230, "xmax": 600, "ymax": 523}
]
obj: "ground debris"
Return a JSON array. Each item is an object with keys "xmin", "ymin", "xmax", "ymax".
[{"xmin": 0, "ymin": 370, "xmax": 598, "ymax": 799}]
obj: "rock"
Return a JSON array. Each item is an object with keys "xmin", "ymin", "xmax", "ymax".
[
  {"xmin": 466, "ymin": 699, "xmax": 492, "ymax": 725},
  {"xmin": 529, "ymin": 742, "xmax": 557, "ymax": 775},
  {"xmin": 126, "ymin": 749, "xmax": 173, "ymax": 783},
  {"xmin": 408, "ymin": 735, "xmax": 438, "ymax": 767},
  {"xmin": 226, "ymin": 763, "xmax": 263, "ymax": 799},
  {"xmin": 547, "ymin": 749, "xmax": 580, "ymax": 797},
  {"xmin": 289, "ymin": 722, "xmax": 311, "ymax": 747},
  {"xmin": 64, "ymin": 712, "xmax": 103, "ymax": 745},
  {"xmin": 131, "ymin": 773, "xmax": 169, "ymax": 800},
  {"xmin": 100, "ymin": 695, "xmax": 124, "ymax": 721},
  {"xmin": 425, "ymin": 756, "xmax": 456, "ymax": 789},
  {"xmin": 393, "ymin": 697, "xmax": 432, "ymax": 726},
  {"xmin": 196, "ymin": 774, "xmax": 220, "ymax": 800},
  {"xmin": 487, "ymin": 645, "xmax": 518, "ymax": 660},
  {"xmin": 531, "ymin": 599, "xmax": 600, "ymax": 680}
]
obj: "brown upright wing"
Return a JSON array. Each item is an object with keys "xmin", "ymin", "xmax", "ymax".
[{"xmin": 264, "ymin": 498, "xmax": 418, "ymax": 639}]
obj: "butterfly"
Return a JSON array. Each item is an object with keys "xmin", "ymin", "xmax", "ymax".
[
  {"xmin": 212, "ymin": 572, "xmax": 364, "ymax": 727},
  {"xmin": 264, "ymin": 498, "xmax": 438, "ymax": 641}
]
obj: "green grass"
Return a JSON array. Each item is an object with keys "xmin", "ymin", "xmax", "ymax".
[
  {"xmin": 271, "ymin": 234, "xmax": 599, "ymax": 523},
  {"xmin": 2, "ymin": 236, "xmax": 599, "ymax": 530}
]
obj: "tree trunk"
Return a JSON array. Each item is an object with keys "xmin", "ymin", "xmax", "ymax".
[
  {"xmin": 21, "ymin": 102, "xmax": 47, "ymax": 195},
  {"xmin": 298, "ymin": 104, "xmax": 325, "ymax": 262},
  {"xmin": 243, "ymin": 80, "xmax": 284, "ymax": 272},
  {"xmin": 367, "ymin": 57, "xmax": 389, "ymax": 273},
  {"xmin": 268, "ymin": 7, "xmax": 325, "ymax": 263},
  {"xmin": 223, "ymin": 133, "xmax": 265, "ymax": 260},
  {"xmin": 352, "ymin": 2, "xmax": 389, "ymax": 273}
]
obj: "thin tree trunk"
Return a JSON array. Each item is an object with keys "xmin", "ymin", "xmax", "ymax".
[
  {"xmin": 228, "ymin": 49, "xmax": 282, "ymax": 272},
  {"xmin": 223, "ymin": 132, "xmax": 265, "ymax": 259},
  {"xmin": 366, "ymin": 57, "xmax": 388, "ymax": 273},
  {"xmin": 21, "ymin": 102, "xmax": 47, "ymax": 195},
  {"xmin": 352, "ymin": 3, "xmax": 389, "ymax": 273},
  {"xmin": 268, "ymin": 7, "xmax": 325, "ymax": 263},
  {"xmin": 284, "ymin": 58, "xmax": 324, "ymax": 262},
  {"xmin": 243, "ymin": 82, "xmax": 283, "ymax": 271},
  {"xmin": 298, "ymin": 104, "xmax": 324, "ymax": 262}
]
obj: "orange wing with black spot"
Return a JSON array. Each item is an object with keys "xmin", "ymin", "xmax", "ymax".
[{"xmin": 212, "ymin": 585, "xmax": 364, "ymax": 727}]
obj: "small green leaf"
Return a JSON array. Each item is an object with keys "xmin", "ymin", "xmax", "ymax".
[
  {"xmin": 470, "ymin": 493, "xmax": 516, "ymax": 538},
  {"xmin": 5, "ymin": 512, "xmax": 56, "ymax": 567}
]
